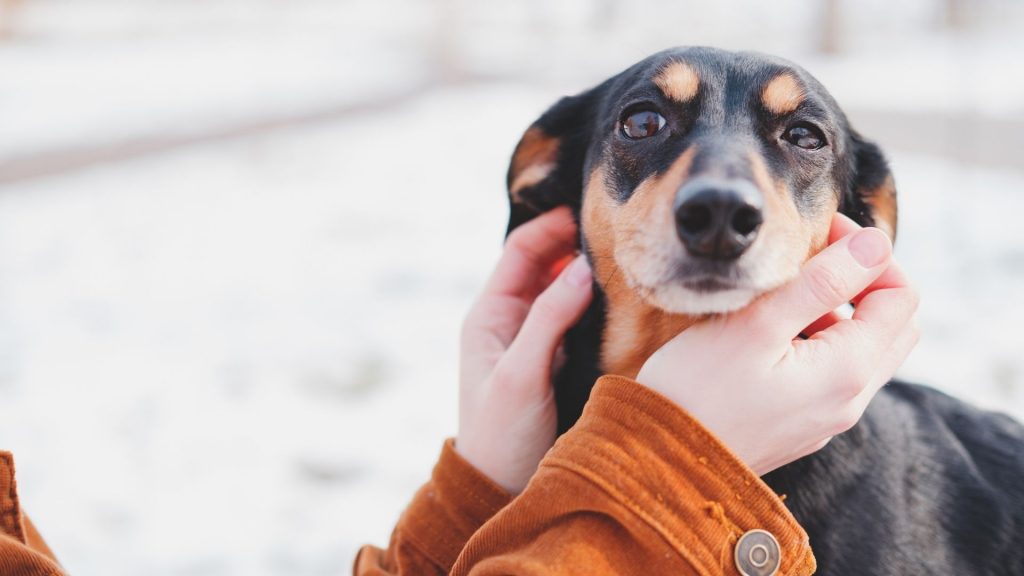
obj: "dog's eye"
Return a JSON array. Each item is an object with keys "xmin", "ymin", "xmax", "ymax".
[
  {"xmin": 621, "ymin": 110, "xmax": 666, "ymax": 140},
  {"xmin": 782, "ymin": 123, "xmax": 826, "ymax": 150}
]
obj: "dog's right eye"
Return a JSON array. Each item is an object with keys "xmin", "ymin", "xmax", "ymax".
[
  {"xmin": 621, "ymin": 110, "xmax": 666, "ymax": 140},
  {"xmin": 782, "ymin": 123, "xmax": 827, "ymax": 150}
]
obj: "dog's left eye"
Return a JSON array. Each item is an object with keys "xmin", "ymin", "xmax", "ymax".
[
  {"xmin": 621, "ymin": 110, "xmax": 666, "ymax": 140},
  {"xmin": 782, "ymin": 123, "xmax": 827, "ymax": 150}
]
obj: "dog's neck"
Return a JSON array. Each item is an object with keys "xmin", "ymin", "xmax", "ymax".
[
  {"xmin": 553, "ymin": 274, "xmax": 698, "ymax": 432},
  {"xmin": 598, "ymin": 273, "xmax": 701, "ymax": 378}
]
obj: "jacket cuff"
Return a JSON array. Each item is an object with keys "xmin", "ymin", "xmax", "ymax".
[
  {"xmin": 399, "ymin": 439, "xmax": 513, "ymax": 570},
  {"xmin": 0, "ymin": 452, "xmax": 26, "ymax": 545},
  {"xmin": 544, "ymin": 375, "xmax": 815, "ymax": 575}
]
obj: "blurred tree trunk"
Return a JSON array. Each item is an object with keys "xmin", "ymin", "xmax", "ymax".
[
  {"xmin": 944, "ymin": 0, "xmax": 970, "ymax": 30},
  {"xmin": 819, "ymin": 0, "xmax": 842, "ymax": 54},
  {"xmin": 0, "ymin": 0, "xmax": 22, "ymax": 41},
  {"xmin": 431, "ymin": 0, "xmax": 462, "ymax": 84},
  {"xmin": 592, "ymin": 0, "xmax": 617, "ymax": 31}
]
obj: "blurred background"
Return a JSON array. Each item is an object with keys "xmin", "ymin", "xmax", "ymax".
[{"xmin": 0, "ymin": 0, "xmax": 1021, "ymax": 574}]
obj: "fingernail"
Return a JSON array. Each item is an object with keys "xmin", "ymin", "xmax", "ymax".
[
  {"xmin": 848, "ymin": 228, "xmax": 891, "ymax": 268},
  {"xmin": 565, "ymin": 255, "xmax": 592, "ymax": 287}
]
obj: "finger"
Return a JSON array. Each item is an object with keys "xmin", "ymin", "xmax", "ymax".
[
  {"xmin": 842, "ymin": 282, "xmax": 920, "ymax": 364},
  {"xmin": 823, "ymin": 213, "xmax": 912, "ymax": 311},
  {"xmin": 842, "ymin": 318, "xmax": 920, "ymax": 421},
  {"xmin": 798, "ymin": 254, "xmax": 898, "ymax": 338},
  {"xmin": 801, "ymin": 310, "xmax": 844, "ymax": 338},
  {"xmin": 828, "ymin": 212, "xmax": 862, "ymax": 244},
  {"xmin": 547, "ymin": 253, "xmax": 577, "ymax": 284},
  {"xmin": 484, "ymin": 207, "xmax": 578, "ymax": 299},
  {"xmin": 856, "ymin": 317, "xmax": 920, "ymax": 405},
  {"xmin": 850, "ymin": 258, "xmax": 911, "ymax": 307},
  {"xmin": 825, "ymin": 213, "xmax": 911, "ymax": 309},
  {"xmin": 804, "ymin": 281, "xmax": 919, "ymax": 400},
  {"xmin": 501, "ymin": 255, "xmax": 593, "ymax": 380},
  {"xmin": 852, "ymin": 261, "xmax": 918, "ymax": 330},
  {"xmin": 747, "ymin": 227, "xmax": 893, "ymax": 343}
]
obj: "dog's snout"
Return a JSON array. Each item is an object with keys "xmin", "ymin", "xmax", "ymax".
[{"xmin": 675, "ymin": 178, "xmax": 764, "ymax": 260}]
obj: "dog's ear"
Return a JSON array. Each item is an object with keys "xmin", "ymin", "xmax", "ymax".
[
  {"xmin": 840, "ymin": 130, "xmax": 898, "ymax": 241},
  {"xmin": 506, "ymin": 91, "xmax": 598, "ymax": 237}
]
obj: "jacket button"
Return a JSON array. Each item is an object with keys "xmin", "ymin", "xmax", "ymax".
[{"xmin": 734, "ymin": 529, "xmax": 781, "ymax": 576}]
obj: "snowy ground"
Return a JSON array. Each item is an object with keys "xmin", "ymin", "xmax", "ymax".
[{"xmin": 0, "ymin": 1, "xmax": 1022, "ymax": 575}]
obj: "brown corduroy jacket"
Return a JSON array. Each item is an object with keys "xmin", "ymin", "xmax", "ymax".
[
  {"xmin": 0, "ymin": 453, "xmax": 63, "ymax": 575},
  {"xmin": 355, "ymin": 375, "xmax": 817, "ymax": 575}
]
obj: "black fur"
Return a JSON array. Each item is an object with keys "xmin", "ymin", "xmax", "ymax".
[
  {"xmin": 503, "ymin": 47, "xmax": 1024, "ymax": 573},
  {"xmin": 764, "ymin": 382, "xmax": 1024, "ymax": 574},
  {"xmin": 842, "ymin": 129, "xmax": 898, "ymax": 234}
]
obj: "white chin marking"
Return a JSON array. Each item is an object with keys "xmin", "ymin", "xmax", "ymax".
[{"xmin": 647, "ymin": 284, "xmax": 759, "ymax": 314}]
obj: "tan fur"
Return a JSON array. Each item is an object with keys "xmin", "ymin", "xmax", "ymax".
[
  {"xmin": 748, "ymin": 152, "xmax": 835, "ymax": 265},
  {"xmin": 654, "ymin": 61, "xmax": 700, "ymax": 103},
  {"xmin": 862, "ymin": 175, "xmax": 898, "ymax": 240},
  {"xmin": 510, "ymin": 164, "xmax": 555, "ymax": 199},
  {"xmin": 749, "ymin": 152, "xmax": 808, "ymax": 251},
  {"xmin": 583, "ymin": 152, "xmax": 701, "ymax": 378},
  {"xmin": 761, "ymin": 74, "xmax": 805, "ymax": 115},
  {"xmin": 509, "ymin": 127, "xmax": 560, "ymax": 202}
]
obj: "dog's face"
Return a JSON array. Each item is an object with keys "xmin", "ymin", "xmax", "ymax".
[{"xmin": 507, "ymin": 47, "xmax": 897, "ymax": 375}]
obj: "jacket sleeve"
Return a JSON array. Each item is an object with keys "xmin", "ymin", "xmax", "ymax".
[
  {"xmin": 451, "ymin": 376, "xmax": 816, "ymax": 575},
  {"xmin": 0, "ymin": 453, "xmax": 65, "ymax": 576},
  {"xmin": 353, "ymin": 439, "xmax": 513, "ymax": 575},
  {"xmin": 357, "ymin": 375, "xmax": 817, "ymax": 576}
]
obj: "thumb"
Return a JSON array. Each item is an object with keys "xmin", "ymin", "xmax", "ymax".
[{"xmin": 747, "ymin": 227, "xmax": 892, "ymax": 344}]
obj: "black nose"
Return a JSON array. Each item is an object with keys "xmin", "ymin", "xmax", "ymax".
[{"xmin": 675, "ymin": 178, "xmax": 764, "ymax": 260}]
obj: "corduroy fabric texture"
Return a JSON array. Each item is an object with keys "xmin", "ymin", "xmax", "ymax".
[
  {"xmin": 356, "ymin": 375, "xmax": 817, "ymax": 575},
  {"xmin": 355, "ymin": 438, "xmax": 513, "ymax": 575},
  {"xmin": 0, "ymin": 452, "xmax": 64, "ymax": 575}
]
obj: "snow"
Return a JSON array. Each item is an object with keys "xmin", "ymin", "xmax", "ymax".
[
  {"xmin": 0, "ymin": 1, "xmax": 1021, "ymax": 574},
  {"xmin": 0, "ymin": 84, "xmax": 540, "ymax": 574}
]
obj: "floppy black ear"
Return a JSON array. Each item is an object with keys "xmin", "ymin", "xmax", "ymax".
[
  {"xmin": 840, "ymin": 130, "xmax": 898, "ymax": 241},
  {"xmin": 506, "ymin": 91, "xmax": 598, "ymax": 237}
]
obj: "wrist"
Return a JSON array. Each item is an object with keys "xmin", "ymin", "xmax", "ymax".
[
  {"xmin": 635, "ymin": 361, "xmax": 683, "ymax": 411},
  {"xmin": 454, "ymin": 434, "xmax": 511, "ymax": 493}
]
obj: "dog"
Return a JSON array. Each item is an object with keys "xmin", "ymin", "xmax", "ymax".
[{"xmin": 504, "ymin": 47, "xmax": 1024, "ymax": 574}]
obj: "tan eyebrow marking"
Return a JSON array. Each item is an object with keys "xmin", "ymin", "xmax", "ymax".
[
  {"xmin": 654, "ymin": 60, "xmax": 700, "ymax": 103},
  {"xmin": 762, "ymin": 73, "xmax": 806, "ymax": 114}
]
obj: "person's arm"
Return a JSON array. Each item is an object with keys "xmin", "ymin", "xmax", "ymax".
[
  {"xmin": 451, "ymin": 375, "xmax": 815, "ymax": 576},
  {"xmin": 353, "ymin": 440, "xmax": 511, "ymax": 575},
  {"xmin": 356, "ymin": 377, "xmax": 816, "ymax": 576},
  {"xmin": 355, "ymin": 208, "xmax": 590, "ymax": 575},
  {"xmin": 0, "ymin": 452, "xmax": 65, "ymax": 575},
  {"xmin": 356, "ymin": 209, "xmax": 917, "ymax": 575}
]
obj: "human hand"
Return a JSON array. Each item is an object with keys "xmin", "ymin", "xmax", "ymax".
[
  {"xmin": 636, "ymin": 214, "xmax": 920, "ymax": 475},
  {"xmin": 456, "ymin": 207, "xmax": 593, "ymax": 494}
]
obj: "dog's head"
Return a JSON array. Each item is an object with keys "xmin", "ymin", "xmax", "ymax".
[{"xmin": 507, "ymin": 47, "xmax": 897, "ymax": 376}]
